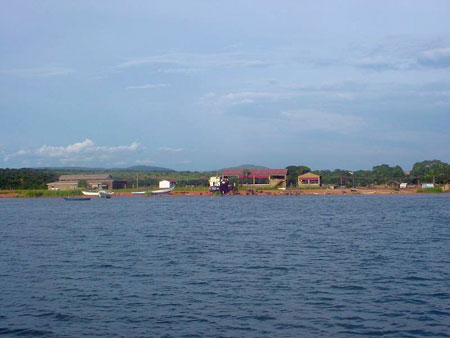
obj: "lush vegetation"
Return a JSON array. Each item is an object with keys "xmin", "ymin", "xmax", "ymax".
[
  {"xmin": 416, "ymin": 187, "xmax": 443, "ymax": 194},
  {"xmin": 0, "ymin": 169, "xmax": 58, "ymax": 189}
]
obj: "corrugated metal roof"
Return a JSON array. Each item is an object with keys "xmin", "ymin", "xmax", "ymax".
[
  {"xmin": 222, "ymin": 169, "xmax": 287, "ymax": 178},
  {"xmin": 47, "ymin": 181, "xmax": 78, "ymax": 185},
  {"xmin": 59, "ymin": 174, "xmax": 112, "ymax": 180}
]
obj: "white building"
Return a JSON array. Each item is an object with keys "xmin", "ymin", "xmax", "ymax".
[
  {"xmin": 209, "ymin": 176, "xmax": 221, "ymax": 187},
  {"xmin": 159, "ymin": 180, "xmax": 176, "ymax": 189}
]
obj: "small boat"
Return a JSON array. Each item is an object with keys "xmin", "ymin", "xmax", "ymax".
[
  {"xmin": 82, "ymin": 191, "xmax": 101, "ymax": 196},
  {"xmin": 64, "ymin": 196, "xmax": 91, "ymax": 201},
  {"xmin": 82, "ymin": 190, "xmax": 114, "ymax": 197},
  {"xmin": 151, "ymin": 186, "xmax": 175, "ymax": 195},
  {"xmin": 131, "ymin": 191, "xmax": 147, "ymax": 195},
  {"xmin": 98, "ymin": 191, "xmax": 112, "ymax": 199}
]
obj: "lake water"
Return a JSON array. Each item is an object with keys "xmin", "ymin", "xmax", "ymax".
[{"xmin": 1, "ymin": 195, "xmax": 449, "ymax": 337}]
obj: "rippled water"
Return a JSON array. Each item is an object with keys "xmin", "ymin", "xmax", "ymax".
[{"xmin": 1, "ymin": 195, "xmax": 449, "ymax": 337}]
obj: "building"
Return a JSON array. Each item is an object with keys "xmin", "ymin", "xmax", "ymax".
[
  {"xmin": 209, "ymin": 176, "xmax": 221, "ymax": 187},
  {"xmin": 47, "ymin": 174, "xmax": 126, "ymax": 191},
  {"xmin": 159, "ymin": 180, "xmax": 176, "ymax": 189},
  {"xmin": 298, "ymin": 172, "xmax": 321, "ymax": 187},
  {"xmin": 112, "ymin": 180, "xmax": 127, "ymax": 189},
  {"xmin": 58, "ymin": 174, "xmax": 114, "ymax": 190},
  {"xmin": 222, "ymin": 169, "xmax": 287, "ymax": 188},
  {"xmin": 47, "ymin": 181, "xmax": 79, "ymax": 191}
]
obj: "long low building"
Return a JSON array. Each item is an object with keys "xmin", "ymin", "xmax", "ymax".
[
  {"xmin": 47, "ymin": 181, "xmax": 79, "ymax": 191},
  {"xmin": 47, "ymin": 174, "xmax": 125, "ymax": 190},
  {"xmin": 222, "ymin": 169, "xmax": 287, "ymax": 187}
]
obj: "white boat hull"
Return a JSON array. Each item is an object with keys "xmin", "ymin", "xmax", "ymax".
[
  {"xmin": 82, "ymin": 190, "xmax": 114, "ymax": 197},
  {"xmin": 151, "ymin": 186, "xmax": 175, "ymax": 195},
  {"xmin": 82, "ymin": 191, "xmax": 100, "ymax": 196}
]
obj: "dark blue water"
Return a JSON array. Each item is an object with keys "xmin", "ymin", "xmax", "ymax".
[{"xmin": 1, "ymin": 195, "xmax": 449, "ymax": 337}]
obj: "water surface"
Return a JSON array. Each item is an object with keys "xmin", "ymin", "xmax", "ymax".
[{"xmin": 1, "ymin": 195, "xmax": 449, "ymax": 337}]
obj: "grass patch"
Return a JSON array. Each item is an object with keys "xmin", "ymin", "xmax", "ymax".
[
  {"xmin": 416, "ymin": 187, "xmax": 443, "ymax": 193},
  {"xmin": 23, "ymin": 189, "xmax": 83, "ymax": 197}
]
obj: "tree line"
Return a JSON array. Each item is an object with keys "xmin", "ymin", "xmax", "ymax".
[
  {"xmin": 286, "ymin": 160, "xmax": 450, "ymax": 187},
  {"xmin": 0, "ymin": 169, "xmax": 58, "ymax": 190}
]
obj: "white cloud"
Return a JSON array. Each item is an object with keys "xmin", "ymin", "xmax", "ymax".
[
  {"xmin": 5, "ymin": 139, "xmax": 140, "ymax": 164},
  {"xmin": 37, "ymin": 139, "xmax": 139, "ymax": 158},
  {"xmin": 418, "ymin": 47, "xmax": 450, "ymax": 68},
  {"xmin": 355, "ymin": 56, "xmax": 400, "ymax": 71},
  {"xmin": 4, "ymin": 149, "xmax": 29, "ymax": 161},
  {"xmin": 158, "ymin": 68, "xmax": 203, "ymax": 74},
  {"xmin": 280, "ymin": 110, "xmax": 365, "ymax": 132},
  {"xmin": 116, "ymin": 52, "xmax": 271, "ymax": 70},
  {"xmin": 126, "ymin": 83, "xmax": 169, "ymax": 90},
  {"xmin": 201, "ymin": 91, "xmax": 293, "ymax": 106},
  {"xmin": 0, "ymin": 67, "xmax": 74, "ymax": 77},
  {"xmin": 158, "ymin": 146, "xmax": 183, "ymax": 153}
]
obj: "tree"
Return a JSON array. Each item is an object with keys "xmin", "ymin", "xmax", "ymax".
[
  {"xmin": 285, "ymin": 165, "xmax": 311, "ymax": 187},
  {"xmin": 411, "ymin": 160, "xmax": 449, "ymax": 184}
]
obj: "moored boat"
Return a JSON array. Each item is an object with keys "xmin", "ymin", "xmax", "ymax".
[
  {"xmin": 82, "ymin": 191, "xmax": 100, "ymax": 196},
  {"xmin": 98, "ymin": 191, "xmax": 112, "ymax": 199},
  {"xmin": 82, "ymin": 190, "xmax": 114, "ymax": 197},
  {"xmin": 64, "ymin": 196, "xmax": 91, "ymax": 201},
  {"xmin": 151, "ymin": 186, "xmax": 175, "ymax": 195}
]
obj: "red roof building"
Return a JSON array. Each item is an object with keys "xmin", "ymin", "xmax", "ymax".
[
  {"xmin": 222, "ymin": 169, "xmax": 287, "ymax": 187},
  {"xmin": 298, "ymin": 172, "xmax": 321, "ymax": 186}
]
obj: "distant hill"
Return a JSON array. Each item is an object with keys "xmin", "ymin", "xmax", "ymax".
[
  {"xmin": 121, "ymin": 165, "xmax": 175, "ymax": 172},
  {"xmin": 35, "ymin": 166, "xmax": 106, "ymax": 171},
  {"xmin": 35, "ymin": 165, "xmax": 176, "ymax": 172},
  {"xmin": 221, "ymin": 164, "xmax": 268, "ymax": 170}
]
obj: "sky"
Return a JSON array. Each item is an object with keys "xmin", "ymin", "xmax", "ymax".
[{"xmin": 1, "ymin": 0, "xmax": 449, "ymax": 171}]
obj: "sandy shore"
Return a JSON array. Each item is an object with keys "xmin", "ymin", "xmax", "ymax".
[
  {"xmin": 1, "ymin": 187, "xmax": 446, "ymax": 198},
  {"xmin": 112, "ymin": 187, "xmax": 422, "ymax": 197}
]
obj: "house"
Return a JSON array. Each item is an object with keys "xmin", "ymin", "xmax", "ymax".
[
  {"xmin": 387, "ymin": 181, "xmax": 400, "ymax": 188},
  {"xmin": 400, "ymin": 183, "xmax": 408, "ymax": 189},
  {"xmin": 159, "ymin": 180, "xmax": 176, "ymax": 189},
  {"xmin": 58, "ymin": 174, "xmax": 114, "ymax": 190},
  {"xmin": 298, "ymin": 172, "xmax": 321, "ymax": 187},
  {"xmin": 47, "ymin": 181, "xmax": 79, "ymax": 191},
  {"xmin": 222, "ymin": 169, "xmax": 287, "ymax": 188}
]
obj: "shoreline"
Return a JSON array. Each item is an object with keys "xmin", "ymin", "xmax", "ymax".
[{"xmin": 0, "ymin": 188, "xmax": 447, "ymax": 198}]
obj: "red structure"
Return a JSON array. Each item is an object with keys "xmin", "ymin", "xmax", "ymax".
[{"xmin": 222, "ymin": 169, "xmax": 287, "ymax": 187}]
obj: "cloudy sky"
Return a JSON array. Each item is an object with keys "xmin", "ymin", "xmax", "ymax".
[{"xmin": 1, "ymin": 1, "xmax": 449, "ymax": 171}]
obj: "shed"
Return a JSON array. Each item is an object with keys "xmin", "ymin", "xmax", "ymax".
[{"xmin": 159, "ymin": 180, "xmax": 176, "ymax": 189}]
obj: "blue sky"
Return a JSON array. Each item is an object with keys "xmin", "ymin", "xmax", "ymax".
[{"xmin": 1, "ymin": 1, "xmax": 449, "ymax": 171}]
